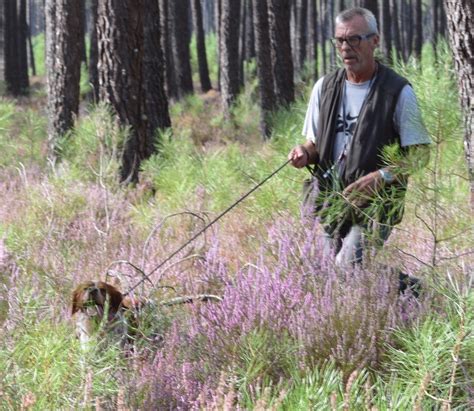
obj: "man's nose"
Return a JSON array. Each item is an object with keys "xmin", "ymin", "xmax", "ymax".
[{"xmin": 340, "ymin": 40, "xmax": 352, "ymax": 51}]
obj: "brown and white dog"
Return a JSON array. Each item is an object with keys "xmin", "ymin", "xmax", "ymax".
[
  {"xmin": 71, "ymin": 281, "xmax": 131, "ymax": 349},
  {"xmin": 72, "ymin": 281, "xmax": 222, "ymax": 349}
]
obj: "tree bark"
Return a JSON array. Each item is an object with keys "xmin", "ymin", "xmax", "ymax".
[
  {"xmin": 359, "ymin": 0, "xmax": 378, "ymax": 20},
  {"xmin": 307, "ymin": 0, "xmax": 318, "ymax": 81},
  {"xmin": 4, "ymin": 0, "xmax": 21, "ymax": 95},
  {"xmin": 45, "ymin": 0, "xmax": 83, "ymax": 157},
  {"xmin": 0, "ymin": 1, "xmax": 4, "ymax": 82},
  {"xmin": 390, "ymin": 0, "xmax": 402, "ymax": 61},
  {"xmin": 88, "ymin": 0, "xmax": 99, "ymax": 102},
  {"xmin": 244, "ymin": 0, "xmax": 255, "ymax": 61},
  {"xmin": 159, "ymin": 0, "xmax": 178, "ymax": 100},
  {"xmin": 380, "ymin": 0, "xmax": 392, "ymax": 62},
  {"xmin": 268, "ymin": 0, "xmax": 294, "ymax": 106},
  {"xmin": 252, "ymin": 0, "xmax": 276, "ymax": 139},
  {"xmin": 319, "ymin": 0, "xmax": 327, "ymax": 75},
  {"xmin": 98, "ymin": 0, "xmax": 169, "ymax": 183},
  {"xmin": 169, "ymin": 0, "xmax": 194, "ymax": 99},
  {"xmin": 294, "ymin": 0, "xmax": 307, "ymax": 75},
  {"xmin": 18, "ymin": 0, "xmax": 29, "ymax": 92},
  {"xmin": 413, "ymin": 0, "xmax": 423, "ymax": 59},
  {"xmin": 191, "ymin": 0, "xmax": 212, "ymax": 92},
  {"xmin": 444, "ymin": 0, "xmax": 474, "ymax": 209},
  {"xmin": 142, "ymin": 0, "xmax": 171, "ymax": 152},
  {"xmin": 27, "ymin": 22, "xmax": 36, "ymax": 76},
  {"xmin": 220, "ymin": 0, "xmax": 241, "ymax": 117}
]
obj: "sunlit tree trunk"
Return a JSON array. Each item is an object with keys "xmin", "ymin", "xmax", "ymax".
[{"xmin": 444, "ymin": 0, "xmax": 474, "ymax": 209}]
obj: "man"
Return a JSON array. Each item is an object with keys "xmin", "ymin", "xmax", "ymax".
[{"xmin": 288, "ymin": 7, "xmax": 430, "ymax": 265}]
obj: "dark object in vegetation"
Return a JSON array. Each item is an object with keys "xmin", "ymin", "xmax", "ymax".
[{"xmin": 398, "ymin": 272, "xmax": 421, "ymax": 298}]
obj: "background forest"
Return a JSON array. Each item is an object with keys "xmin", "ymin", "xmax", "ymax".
[{"xmin": 0, "ymin": 0, "xmax": 473, "ymax": 409}]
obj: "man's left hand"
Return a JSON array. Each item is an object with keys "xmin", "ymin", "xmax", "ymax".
[{"xmin": 342, "ymin": 171, "xmax": 383, "ymax": 207}]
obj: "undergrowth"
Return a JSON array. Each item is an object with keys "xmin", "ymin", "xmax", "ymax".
[{"xmin": 0, "ymin": 38, "xmax": 472, "ymax": 409}]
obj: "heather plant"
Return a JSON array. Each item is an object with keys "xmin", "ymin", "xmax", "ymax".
[{"xmin": 131, "ymin": 220, "xmax": 423, "ymax": 408}]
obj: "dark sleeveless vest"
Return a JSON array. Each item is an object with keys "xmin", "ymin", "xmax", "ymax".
[{"xmin": 314, "ymin": 63, "xmax": 409, "ymax": 231}]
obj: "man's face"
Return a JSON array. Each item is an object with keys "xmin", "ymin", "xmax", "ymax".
[{"xmin": 334, "ymin": 15, "xmax": 379, "ymax": 78}]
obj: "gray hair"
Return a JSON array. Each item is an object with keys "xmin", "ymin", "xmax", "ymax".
[{"xmin": 335, "ymin": 7, "xmax": 379, "ymax": 34}]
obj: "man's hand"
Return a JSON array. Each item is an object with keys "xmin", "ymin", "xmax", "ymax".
[
  {"xmin": 288, "ymin": 142, "xmax": 316, "ymax": 168},
  {"xmin": 342, "ymin": 171, "xmax": 383, "ymax": 207}
]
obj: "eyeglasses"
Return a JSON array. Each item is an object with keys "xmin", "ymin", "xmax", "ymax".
[{"xmin": 331, "ymin": 33, "xmax": 376, "ymax": 48}]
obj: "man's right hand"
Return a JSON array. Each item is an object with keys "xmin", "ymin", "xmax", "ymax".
[{"xmin": 288, "ymin": 144, "xmax": 310, "ymax": 168}]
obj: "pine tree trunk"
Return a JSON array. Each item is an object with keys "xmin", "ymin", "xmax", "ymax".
[
  {"xmin": 359, "ymin": 0, "xmax": 378, "ymax": 20},
  {"xmin": 391, "ymin": 0, "xmax": 402, "ymax": 61},
  {"xmin": 0, "ymin": 1, "xmax": 6, "ymax": 83},
  {"xmin": 169, "ymin": 0, "xmax": 194, "ymax": 99},
  {"xmin": 238, "ymin": 0, "xmax": 245, "ymax": 87},
  {"xmin": 244, "ymin": 0, "xmax": 255, "ymax": 61},
  {"xmin": 413, "ymin": 0, "xmax": 422, "ymax": 59},
  {"xmin": 268, "ymin": 0, "xmax": 294, "ymax": 106},
  {"xmin": 18, "ymin": 0, "xmax": 29, "ymax": 92},
  {"xmin": 444, "ymin": 0, "xmax": 474, "ymax": 209},
  {"xmin": 4, "ymin": 0, "xmax": 21, "ymax": 95},
  {"xmin": 215, "ymin": 0, "xmax": 221, "ymax": 91},
  {"xmin": 191, "ymin": 0, "xmax": 212, "ymax": 92},
  {"xmin": 220, "ymin": 0, "xmax": 241, "ymax": 117},
  {"xmin": 294, "ymin": 0, "xmax": 307, "ymax": 76},
  {"xmin": 307, "ymin": 0, "xmax": 318, "ymax": 81},
  {"xmin": 159, "ymin": 0, "xmax": 178, "ymax": 100},
  {"xmin": 45, "ymin": 0, "xmax": 83, "ymax": 157},
  {"xmin": 88, "ymin": 0, "xmax": 99, "ymax": 102},
  {"xmin": 403, "ymin": 0, "xmax": 414, "ymax": 60},
  {"xmin": 27, "ymin": 22, "xmax": 36, "ymax": 76},
  {"xmin": 142, "ymin": 0, "xmax": 171, "ymax": 152},
  {"xmin": 252, "ymin": 0, "xmax": 276, "ymax": 138},
  {"xmin": 98, "ymin": 0, "xmax": 169, "ymax": 183},
  {"xmin": 319, "ymin": 0, "xmax": 327, "ymax": 75},
  {"xmin": 380, "ymin": 0, "xmax": 392, "ymax": 62}
]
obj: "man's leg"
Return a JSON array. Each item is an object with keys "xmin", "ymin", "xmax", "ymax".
[
  {"xmin": 334, "ymin": 223, "xmax": 393, "ymax": 267},
  {"xmin": 335, "ymin": 225, "xmax": 363, "ymax": 266}
]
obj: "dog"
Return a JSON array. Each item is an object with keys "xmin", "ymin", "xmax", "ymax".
[
  {"xmin": 72, "ymin": 281, "xmax": 130, "ymax": 349},
  {"xmin": 72, "ymin": 281, "xmax": 222, "ymax": 350}
]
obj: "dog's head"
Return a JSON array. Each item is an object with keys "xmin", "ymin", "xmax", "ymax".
[{"xmin": 72, "ymin": 281, "xmax": 124, "ymax": 318}]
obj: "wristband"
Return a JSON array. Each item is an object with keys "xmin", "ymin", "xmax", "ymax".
[{"xmin": 379, "ymin": 169, "xmax": 395, "ymax": 184}]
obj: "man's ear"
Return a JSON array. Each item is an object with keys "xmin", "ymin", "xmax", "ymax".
[{"xmin": 373, "ymin": 34, "xmax": 380, "ymax": 48}]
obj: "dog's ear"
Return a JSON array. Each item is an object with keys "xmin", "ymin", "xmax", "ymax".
[
  {"xmin": 102, "ymin": 283, "xmax": 124, "ymax": 313},
  {"xmin": 71, "ymin": 285, "xmax": 83, "ymax": 315}
]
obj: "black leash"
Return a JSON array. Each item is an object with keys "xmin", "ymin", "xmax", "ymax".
[{"xmin": 124, "ymin": 159, "xmax": 291, "ymax": 296}]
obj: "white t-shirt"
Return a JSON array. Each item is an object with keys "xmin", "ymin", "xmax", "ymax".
[{"xmin": 302, "ymin": 76, "xmax": 431, "ymax": 162}]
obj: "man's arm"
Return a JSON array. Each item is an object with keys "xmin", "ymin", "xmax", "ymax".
[{"xmin": 343, "ymin": 144, "xmax": 430, "ymax": 203}]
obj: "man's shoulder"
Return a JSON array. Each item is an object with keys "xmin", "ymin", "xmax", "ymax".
[{"xmin": 378, "ymin": 63, "xmax": 410, "ymax": 93}]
